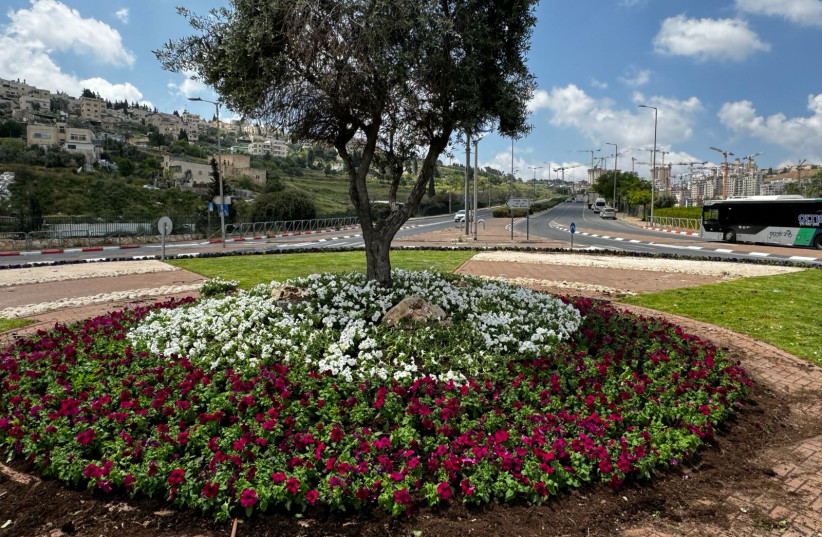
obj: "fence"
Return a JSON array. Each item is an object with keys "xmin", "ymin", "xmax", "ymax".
[
  {"xmin": 0, "ymin": 215, "xmax": 361, "ymax": 252},
  {"xmin": 229, "ymin": 217, "xmax": 360, "ymax": 237},
  {"xmin": 647, "ymin": 216, "xmax": 701, "ymax": 232}
]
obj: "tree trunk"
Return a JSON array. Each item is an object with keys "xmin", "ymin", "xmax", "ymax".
[{"xmin": 364, "ymin": 232, "xmax": 393, "ymax": 286}]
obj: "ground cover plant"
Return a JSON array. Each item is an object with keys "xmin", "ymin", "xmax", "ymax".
[
  {"xmin": 620, "ymin": 269, "xmax": 821, "ymax": 365},
  {"xmin": 0, "ymin": 271, "xmax": 750, "ymax": 522}
]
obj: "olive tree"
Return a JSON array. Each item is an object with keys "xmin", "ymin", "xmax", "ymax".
[{"xmin": 157, "ymin": 0, "xmax": 536, "ymax": 286}]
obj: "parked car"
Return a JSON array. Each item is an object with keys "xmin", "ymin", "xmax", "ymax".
[{"xmin": 600, "ymin": 207, "xmax": 616, "ymax": 219}]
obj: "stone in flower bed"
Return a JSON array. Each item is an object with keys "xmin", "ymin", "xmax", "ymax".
[{"xmin": 0, "ymin": 271, "xmax": 750, "ymax": 521}]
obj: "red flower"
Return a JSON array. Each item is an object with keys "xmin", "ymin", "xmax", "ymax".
[
  {"xmin": 460, "ymin": 479, "xmax": 475, "ymax": 496},
  {"xmin": 330, "ymin": 428, "xmax": 344, "ymax": 442},
  {"xmin": 167, "ymin": 468, "xmax": 186, "ymax": 486},
  {"xmin": 436, "ymin": 482, "xmax": 452, "ymax": 500},
  {"xmin": 272, "ymin": 472, "xmax": 286, "ymax": 484},
  {"xmin": 286, "ymin": 477, "xmax": 300, "ymax": 494},
  {"xmin": 76, "ymin": 429, "xmax": 96, "ymax": 445},
  {"xmin": 240, "ymin": 488, "xmax": 258, "ymax": 508},
  {"xmin": 534, "ymin": 481, "xmax": 548, "ymax": 496},
  {"xmin": 123, "ymin": 474, "xmax": 136, "ymax": 491},
  {"xmin": 305, "ymin": 489, "xmax": 319, "ymax": 505},
  {"xmin": 494, "ymin": 429, "xmax": 509, "ymax": 443},
  {"xmin": 394, "ymin": 488, "xmax": 412, "ymax": 505},
  {"xmin": 202, "ymin": 482, "xmax": 219, "ymax": 498}
]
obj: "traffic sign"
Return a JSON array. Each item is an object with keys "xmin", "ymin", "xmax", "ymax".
[
  {"xmin": 506, "ymin": 198, "xmax": 530, "ymax": 209},
  {"xmin": 157, "ymin": 216, "xmax": 173, "ymax": 236},
  {"xmin": 570, "ymin": 222, "xmax": 576, "ymax": 234},
  {"xmin": 213, "ymin": 195, "xmax": 232, "ymax": 206}
]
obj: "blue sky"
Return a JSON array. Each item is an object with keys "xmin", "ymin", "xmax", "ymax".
[{"xmin": 0, "ymin": 0, "xmax": 820, "ymax": 181}]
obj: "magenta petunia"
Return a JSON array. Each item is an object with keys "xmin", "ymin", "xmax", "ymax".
[
  {"xmin": 305, "ymin": 489, "xmax": 319, "ymax": 505},
  {"xmin": 286, "ymin": 477, "xmax": 300, "ymax": 494},
  {"xmin": 271, "ymin": 471, "xmax": 286, "ymax": 483},
  {"xmin": 76, "ymin": 429, "xmax": 96, "ymax": 445},
  {"xmin": 436, "ymin": 482, "xmax": 452, "ymax": 500},
  {"xmin": 240, "ymin": 488, "xmax": 258, "ymax": 508},
  {"xmin": 201, "ymin": 482, "xmax": 219, "ymax": 498},
  {"xmin": 167, "ymin": 468, "xmax": 186, "ymax": 486}
]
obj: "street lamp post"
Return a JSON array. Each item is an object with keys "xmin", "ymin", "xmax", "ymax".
[
  {"xmin": 606, "ymin": 142, "xmax": 617, "ymax": 209},
  {"xmin": 529, "ymin": 166, "xmax": 542, "ymax": 198},
  {"xmin": 189, "ymin": 97, "xmax": 225, "ymax": 247},
  {"xmin": 639, "ymin": 104, "xmax": 658, "ymax": 227}
]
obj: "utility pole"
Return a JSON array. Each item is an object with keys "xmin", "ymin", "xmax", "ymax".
[
  {"xmin": 529, "ymin": 166, "xmax": 543, "ymax": 198},
  {"xmin": 797, "ymin": 159, "xmax": 807, "ymax": 193},
  {"xmin": 606, "ymin": 142, "xmax": 617, "ymax": 208},
  {"xmin": 464, "ymin": 130, "xmax": 471, "ymax": 235}
]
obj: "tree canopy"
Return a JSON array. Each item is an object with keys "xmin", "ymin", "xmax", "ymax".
[{"xmin": 156, "ymin": 0, "xmax": 537, "ymax": 285}]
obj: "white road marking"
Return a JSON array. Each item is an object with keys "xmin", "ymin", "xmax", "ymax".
[
  {"xmin": 715, "ymin": 248, "xmax": 734, "ymax": 253},
  {"xmin": 749, "ymin": 252, "xmax": 769, "ymax": 257},
  {"xmin": 789, "ymin": 256, "xmax": 817, "ymax": 262}
]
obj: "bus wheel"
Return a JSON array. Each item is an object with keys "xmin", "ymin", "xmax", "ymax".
[
  {"xmin": 723, "ymin": 230, "xmax": 736, "ymax": 242},
  {"xmin": 814, "ymin": 234, "xmax": 822, "ymax": 250}
]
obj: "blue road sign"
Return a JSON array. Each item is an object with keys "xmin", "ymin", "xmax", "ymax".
[
  {"xmin": 208, "ymin": 201, "xmax": 214, "ymax": 212},
  {"xmin": 570, "ymin": 222, "xmax": 576, "ymax": 234}
]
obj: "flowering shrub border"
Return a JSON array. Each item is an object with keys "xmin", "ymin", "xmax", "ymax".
[{"xmin": 0, "ymin": 272, "xmax": 750, "ymax": 520}]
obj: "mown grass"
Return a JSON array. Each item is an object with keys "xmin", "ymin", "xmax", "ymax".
[
  {"xmin": 619, "ymin": 269, "xmax": 822, "ymax": 365},
  {"xmin": 167, "ymin": 249, "xmax": 477, "ymax": 289},
  {"xmin": 0, "ymin": 318, "xmax": 35, "ymax": 333}
]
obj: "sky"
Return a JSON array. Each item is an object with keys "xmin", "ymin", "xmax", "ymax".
[{"xmin": 0, "ymin": 0, "xmax": 820, "ymax": 182}]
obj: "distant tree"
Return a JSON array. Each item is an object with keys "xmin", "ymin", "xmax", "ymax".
[
  {"xmin": 251, "ymin": 190, "xmax": 317, "ymax": 222},
  {"xmin": 114, "ymin": 157, "xmax": 135, "ymax": 177},
  {"xmin": 157, "ymin": 0, "xmax": 537, "ymax": 286},
  {"xmin": 178, "ymin": 129, "xmax": 188, "ymax": 141}
]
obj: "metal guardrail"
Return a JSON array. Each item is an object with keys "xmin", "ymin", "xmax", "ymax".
[
  {"xmin": 0, "ymin": 216, "xmax": 362, "ymax": 251},
  {"xmin": 649, "ymin": 217, "xmax": 701, "ymax": 231},
  {"xmin": 232, "ymin": 217, "xmax": 360, "ymax": 237}
]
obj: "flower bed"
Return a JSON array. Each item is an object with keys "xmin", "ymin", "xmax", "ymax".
[{"xmin": 0, "ymin": 271, "xmax": 750, "ymax": 520}]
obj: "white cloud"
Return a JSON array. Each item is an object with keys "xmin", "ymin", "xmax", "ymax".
[
  {"xmin": 115, "ymin": 8, "xmax": 129, "ymax": 24},
  {"xmin": 618, "ymin": 67, "xmax": 650, "ymax": 87},
  {"xmin": 736, "ymin": 0, "xmax": 822, "ymax": 27},
  {"xmin": 167, "ymin": 71, "xmax": 209, "ymax": 99},
  {"xmin": 531, "ymin": 84, "xmax": 702, "ymax": 151},
  {"xmin": 718, "ymin": 94, "xmax": 822, "ymax": 163},
  {"xmin": 591, "ymin": 79, "xmax": 608, "ymax": 90},
  {"xmin": 653, "ymin": 15, "xmax": 771, "ymax": 62},
  {"xmin": 0, "ymin": 1, "xmax": 147, "ymax": 105},
  {"xmin": 6, "ymin": 0, "xmax": 135, "ymax": 66}
]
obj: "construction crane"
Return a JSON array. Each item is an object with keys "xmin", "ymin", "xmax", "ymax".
[
  {"xmin": 710, "ymin": 147, "xmax": 734, "ymax": 199},
  {"xmin": 741, "ymin": 152, "xmax": 762, "ymax": 171},
  {"xmin": 577, "ymin": 149, "xmax": 600, "ymax": 178}
]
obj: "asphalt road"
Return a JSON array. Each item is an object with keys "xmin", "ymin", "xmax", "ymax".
[{"xmin": 2, "ymin": 204, "xmax": 820, "ymax": 267}]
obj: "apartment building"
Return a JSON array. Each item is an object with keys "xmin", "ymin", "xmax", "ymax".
[
  {"xmin": 248, "ymin": 138, "xmax": 289, "ymax": 158},
  {"xmin": 26, "ymin": 123, "xmax": 97, "ymax": 162},
  {"xmin": 79, "ymin": 96, "xmax": 105, "ymax": 123},
  {"xmin": 164, "ymin": 153, "xmax": 267, "ymax": 188}
]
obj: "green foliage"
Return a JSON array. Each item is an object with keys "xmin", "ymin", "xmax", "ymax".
[
  {"xmin": 653, "ymin": 207, "xmax": 702, "ymax": 219},
  {"xmin": 114, "ymin": 157, "xmax": 135, "ymax": 177},
  {"xmin": 0, "ymin": 119, "xmax": 24, "ymax": 138},
  {"xmin": 198, "ymin": 276, "xmax": 240, "ymax": 297},
  {"xmin": 250, "ymin": 190, "xmax": 318, "ymax": 222}
]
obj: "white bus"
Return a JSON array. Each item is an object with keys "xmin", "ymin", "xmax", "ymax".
[{"xmin": 701, "ymin": 196, "xmax": 822, "ymax": 249}]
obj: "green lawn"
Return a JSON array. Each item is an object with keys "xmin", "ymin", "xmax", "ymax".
[
  {"xmin": 619, "ymin": 269, "xmax": 822, "ymax": 365},
  {"xmin": 167, "ymin": 249, "xmax": 477, "ymax": 288},
  {"xmin": 0, "ymin": 318, "xmax": 35, "ymax": 333}
]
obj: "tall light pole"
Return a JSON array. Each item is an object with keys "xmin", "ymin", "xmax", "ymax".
[
  {"xmin": 529, "ymin": 166, "xmax": 542, "ymax": 198},
  {"xmin": 639, "ymin": 104, "xmax": 657, "ymax": 227},
  {"xmin": 606, "ymin": 142, "xmax": 617, "ymax": 209},
  {"xmin": 189, "ymin": 97, "xmax": 225, "ymax": 247},
  {"xmin": 473, "ymin": 133, "xmax": 487, "ymax": 241}
]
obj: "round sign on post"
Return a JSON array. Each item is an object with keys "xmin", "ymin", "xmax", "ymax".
[
  {"xmin": 158, "ymin": 216, "xmax": 172, "ymax": 261},
  {"xmin": 158, "ymin": 216, "xmax": 173, "ymax": 236},
  {"xmin": 570, "ymin": 222, "xmax": 576, "ymax": 234}
]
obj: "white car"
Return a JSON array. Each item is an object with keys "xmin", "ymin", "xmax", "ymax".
[
  {"xmin": 600, "ymin": 207, "xmax": 616, "ymax": 219},
  {"xmin": 454, "ymin": 210, "xmax": 472, "ymax": 223}
]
